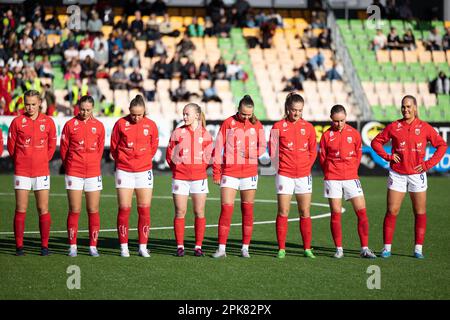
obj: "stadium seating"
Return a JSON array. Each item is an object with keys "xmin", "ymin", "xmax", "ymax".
[{"xmin": 338, "ymin": 19, "xmax": 450, "ymax": 122}]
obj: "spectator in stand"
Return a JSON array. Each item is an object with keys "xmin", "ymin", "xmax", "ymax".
[
  {"xmin": 325, "ymin": 60, "xmax": 343, "ymax": 81},
  {"xmin": 301, "ymin": 25, "xmax": 316, "ymax": 49},
  {"xmin": 151, "ymin": 55, "xmax": 172, "ymax": 80},
  {"xmin": 122, "ymin": 32, "xmax": 135, "ymax": 51},
  {"xmin": 311, "ymin": 11, "xmax": 325, "ymax": 29},
  {"xmin": 387, "ymin": 27, "xmax": 402, "ymax": 50},
  {"xmin": 7, "ymin": 52, "xmax": 23, "ymax": 72},
  {"xmin": 267, "ymin": 9, "xmax": 283, "ymax": 27},
  {"xmin": 41, "ymin": 83, "xmax": 56, "ymax": 116},
  {"xmin": 204, "ymin": 16, "xmax": 215, "ymax": 37},
  {"xmin": 170, "ymin": 80, "xmax": 198, "ymax": 102},
  {"xmin": 114, "ymin": 16, "xmax": 128, "ymax": 31},
  {"xmin": 226, "ymin": 59, "xmax": 243, "ymax": 80},
  {"xmin": 317, "ymin": 28, "xmax": 331, "ymax": 49},
  {"xmin": 36, "ymin": 55, "xmax": 54, "ymax": 79},
  {"xmin": 110, "ymin": 65, "xmax": 128, "ymax": 90},
  {"xmin": 94, "ymin": 42, "xmax": 109, "ymax": 69},
  {"xmin": 79, "ymin": 42, "xmax": 95, "ymax": 61},
  {"xmin": 260, "ymin": 19, "xmax": 276, "ymax": 49},
  {"xmin": 109, "ymin": 44, "xmax": 124, "ymax": 68},
  {"xmin": 124, "ymin": 47, "xmax": 141, "ymax": 69},
  {"xmin": 424, "ymin": 27, "xmax": 442, "ymax": 51},
  {"xmin": 169, "ymin": 53, "xmax": 183, "ymax": 79},
  {"xmin": 402, "ymin": 28, "xmax": 416, "ymax": 50},
  {"xmin": 128, "ymin": 67, "xmax": 144, "ymax": 93},
  {"xmin": 187, "ymin": 17, "xmax": 205, "ymax": 37},
  {"xmin": 385, "ymin": 0, "xmax": 399, "ymax": 20},
  {"xmin": 160, "ymin": 13, "xmax": 181, "ymax": 38},
  {"xmin": 198, "ymin": 60, "xmax": 212, "ymax": 80},
  {"xmin": 62, "ymin": 32, "xmax": 78, "ymax": 51},
  {"xmin": 102, "ymin": 5, "xmax": 114, "ymax": 26},
  {"xmin": 213, "ymin": 57, "xmax": 227, "ymax": 80},
  {"xmin": 308, "ymin": 50, "xmax": 325, "ymax": 71},
  {"xmin": 33, "ymin": 33, "xmax": 49, "ymax": 55},
  {"xmin": 181, "ymin": 57, "xmax": 197, "ymax": 80},
  {"xmin": 81, "ymin": 55, "xmax": 98, "ymax": 79},
  {"xmin": 87, "ymin": 10, "xmax": 103, "ymax": 34},
  {"xmin": 215, "ymin": 16, "xmax": 231, "ymax": 38},
  {"xmin": 176, "ymin": 33, "xmax": 196, "ymax": 58},
  {"xmin": 130, "ymin": 10, "xmax": 144, "ymax": 38},
  {"xmin": 233, "ymin": 0, "xmax": 251, "ymax": 28},
  {"xmin": 398, "ymin": 0, "xmax": 414, "ymax": 20},
  {"xmin": 151, "ymin": 0, "xmax": 168, "ymax": 16},
  {"xmin": 150, "ymin": 39, "xmax": 168, "ymax": 58},
  {"xmin": 146, "ymin": 13, "xmax": 161, "ymax": 40},
  {"xmin": 202, "ymin": 80, "xmax": 222, "ymax": 103},
  {"xmin": 298, "ymin": 61, "xmax": 317, "ymax": 81},
  {"xmin": 207, "ymin": 0, "xmax": 226, "ymax": 26},
  {"xmin": 429, "ymin": 71, "xmax": 449, "ymax": 95},
  {"xmin": 442, "ymin": 27, "xmax": 450, "ymax": 50},
  {"xmin": 371, "ymin": 29, "xmax": 387, "ymax": 51}
]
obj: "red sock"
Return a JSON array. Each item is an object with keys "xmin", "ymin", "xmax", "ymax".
[
  {"xmin": 195, "ymin": 217, "xmax": 206, "ymax": 247},
  {"xmin": 415, "ymin": 213, "xmax": 427, "ymax": 245},
  {"xmin": 137, "ymin": 206, "xmax": 151, "ymax": 245},
  {"xmin": 276, "ymin": 215, "xmax": 288, "ymax": 250},
  {"xmin": 218, "ymin": 203, "xmax": 234, "ymax": 245},
  {"xmin": 356, "ymin": 208, "xmax": 369, "ymax": 247},
  {"xmin": 383, "ymin": 212, "xmax": 397, "ymax": 245},
  {"xmin": 39, "ymin": 213, "xmax": 51, "ymax": 248},
  {"xmin": 14, "ymin": 211, "xmax": 26, "ymax": 248},
  {"xmin": 174, "ymin": 217, "xmax": 185, "ymax": 247},
  {"xmin": 67, "ymin": 211, "xmax": 80, "ymax": 245},
  {"xmin": 330, "ymin": 212, "xmax": 342, "ymax": 247},
  {"xmin": 241, "ymin": 202, "xmax": 254, "ymax": 245},
  {"xmin": 117, "ymin": 207, "xmax": 131, "ymax": 245},
  {"xmin": 300, "ymin": 216, "xmax": 312, "ymax": 250},
  {"xmin": 88, "ymin": 212, "xmax": 100, "ymax": 247}
]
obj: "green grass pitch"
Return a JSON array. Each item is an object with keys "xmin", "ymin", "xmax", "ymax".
[{"xmin": 0, "ymin": 174, "xmax": 449, "ymax": 300}]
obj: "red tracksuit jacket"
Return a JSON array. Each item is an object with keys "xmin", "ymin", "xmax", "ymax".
[
  {"xmin": 212, "ymin": 114, "xmax": 267, "ymax": 180},
  {"xmin": 371, "ymin": 118, "xmax": 447, "ymax": 175},
  {"xmin": 7, "ymin": 113, "xmax": 57, "ymax": 177},
  {"xmin": 269, "ymin": 118, "xmax": 317, "ymax": 178},
  {"xmin": 60, "ymin": 116, "xmax": 105, "ymax": 178},
  {"xmin": 319, "ymin": 124, "xmax": 362, "ymax": 180},
  {"xmin": 110, "ymin": 115, "xmax": 159, "ymax": 172},
  {"xmin": 166, "ymin": 124, "xmax": 213, "ymax": 180}
]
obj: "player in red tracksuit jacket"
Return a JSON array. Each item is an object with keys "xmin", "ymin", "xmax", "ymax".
[
  {"xmin": 371, "ymin": 95, "xmax": 447, "ymax": 259},
  {"xmin": 319, "ymin": 104, "xmax": 376, "ymax": 259},
  {"xmin": 7, "ymin": 90, "xmax": 57, "ymax": 256},
  {"xmin": 211, "ymin": 95, "xmax": 267, "ymax": 258},
  {"xmin": 166, "ymin": 103, "xmax": 213, "ymax": 257},
  {"xmin": 269, "ymin": 92, "xmax": 317, "ymax": 259},
  {"xmin": 110, "ymin": 94, "xmax": 159, "ymax": 258},
  {"xmin": 60, "ymin": 95, "xmax": 105, "ymax": 257}
]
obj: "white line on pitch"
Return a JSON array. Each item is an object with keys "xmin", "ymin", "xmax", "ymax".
[{"xmin": 0, "ymin": 193, "xmax": 344, "ymax": 235}]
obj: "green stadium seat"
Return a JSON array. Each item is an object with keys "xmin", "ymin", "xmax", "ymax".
[
  {"xmin": 385, "ymin": 105, "xmax": 400, "ymax": 120},
  {"xmin": 438, "ymin": 94, "xmax": 450, "ymax": 106},
  {"xmin": 371, "ymin": 105, "xmax": 385, "ymax": 120}
]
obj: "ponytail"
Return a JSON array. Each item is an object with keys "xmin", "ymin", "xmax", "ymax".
[
  {"xmin": 200, "ymin": 111, "xmax": 206, "ymax": 127},
  {"xmin": 238, "ymin": 94, "xmax": 258, "ymax": 125},
  {"xmin": 284, "ymin": 91, "xmax": 304, "ymax": 119},
  {"xmin": 184, "ymin": 103, "xmax": 205, "ymax": 127},
  {"xmin": 129, "ymin": 94, "xmax": 146, "ymax": 114}
]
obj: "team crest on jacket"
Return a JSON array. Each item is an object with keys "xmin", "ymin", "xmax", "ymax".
[
  {"xmin": 283, "ymin": 122, "xmax": 287, "ymax": 127},
  {"xmin": 199, "ymin": 137, "xmax": 203, "ymax": 143},
  {"xmin": 250, "ymin": 128, "xmax": 255, "ymax": 135},
  {"xmin": 92, "ymin": 127, "xmax": 97, "ymax": 134},
  {"xmin": 347, "ymin": 137, "xmax": 352, "ymax": 143},
  {"xmin": 74, "ymin": 120, "xmax": 79, "ymax": 126},
  {"xmin": 125, "ymin": 121, "xmax": 130, "ymax": 126},
  {"xmin": 143, "ymin": 129, "xmax": 149, "ymax": 136},
  {"xmin": 330, "ymin": 131, "xmax": 334, "ymax": 137},
  {"xmin": 40, "ymin": 125, "xmax": 45, "ymax": 132},
  {"xmin": 300, "ymin": 128, "xmax": 305, "ymax": 135},
  {"xmin": 415, "ymin": 128, "xmax": 420, "ymax": 135}
]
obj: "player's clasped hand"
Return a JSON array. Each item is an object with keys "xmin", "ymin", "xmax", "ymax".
[
  {"xmin": 414, "ymin": 164, "xmax": 424, "ymax": 173},
  {"xmin": 213, "ymin": 178, "xmax": 221, "ymax": 185}
]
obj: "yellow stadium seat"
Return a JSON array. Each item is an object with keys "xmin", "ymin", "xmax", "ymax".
[
  {"xmin": 432, "ymin": 51, "xmax": 447, "ymax": 63},
  {"xmin": 390, "ymin": 50, "xmax": 404, "ymax": 64},
  {"xmin": 418, "ymin": 51, "xmax": 432, "ymax": 63},
  {"xmin": 404, "ymin": 50, "xmax": 418, "ymax": 63},
  {"xmin": 376, "ymin": 50, "xmax": 390, "ymax": 63}
]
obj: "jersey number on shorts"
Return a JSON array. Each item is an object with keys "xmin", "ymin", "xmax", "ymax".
[
  {"xmin": 420, "ymin": 174, "xmax": 425, "ymax": 185},
  {"xmin": 148, "ymin": 171, "xmax": 153, "ymax": 181}
]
